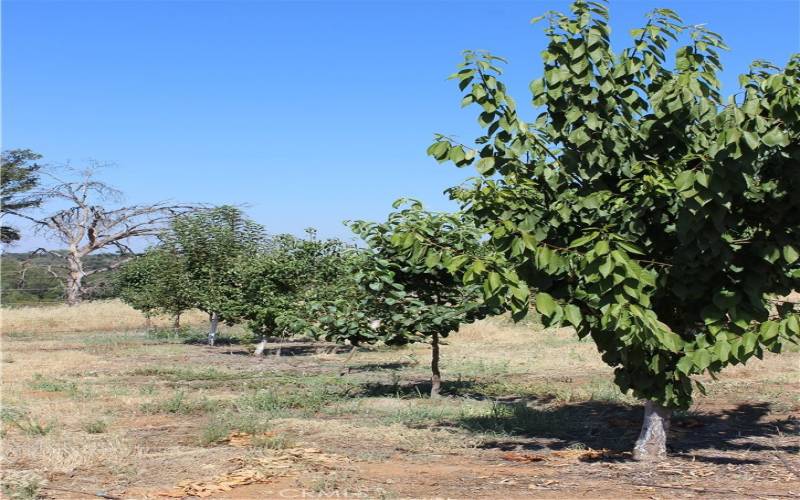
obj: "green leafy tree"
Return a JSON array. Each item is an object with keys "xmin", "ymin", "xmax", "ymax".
[
  {"xmin": 232, "ymin": 229, "xmax": 354, "ymax": 353},
  {"xmin": 1, "ymin": 149, "xmax": 43, "ymax": 244},
  {"xmin": 318, "ymin": 201, "xmax": 502, "ymax": 397},
  {"xmin": 422, "ymin": 0, "xmax": 799, "ymax": 459},
  {"xmin": 163, "ymin": 205, "xmax": 265, "ymax": 345},
  {"xmin": 115, "ymin": 247, "xmax": 194, "ymax": 329},
  {"xmin": 165, "ymin": 206, "xmax": 266, "ymax": 345}
]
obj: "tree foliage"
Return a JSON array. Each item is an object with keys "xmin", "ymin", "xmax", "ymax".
[
  {"xmin": 1, "ymin": 149, "xmax": 43, "ymax": 244},
  {"xmin": 419, "ymin": 0, "xmax": 799, "ymax": 411},
  {"xmin": 164, "ymin": 205, "xmax": 266, "ymax": 324},
  {"xmin": 232, "ymin": 229, "xmax": 355, "ymax": 339},
  {"xmin": 316, "ymin": 201, "xmax": 502, "ymax": 395},
  {"xmin": 115, "ymin": 247, "xmax": 194, "ymax": 320}
]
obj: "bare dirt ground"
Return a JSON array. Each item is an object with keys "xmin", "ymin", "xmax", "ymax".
[{"xmin": 2, "ymin": 314, "xmax": 798, "ymax": 499}]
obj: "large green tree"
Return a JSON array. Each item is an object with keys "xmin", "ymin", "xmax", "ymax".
[
  {"xmin": 1, "ymin": 149, "xmax": 43, "ymax": 244},
  {"xmin": 317, "ymin": 201, "xmax": 502, "ymax": 397},
  {"xmin": 418, "ymin": 1, "xmax": 799, "ymax": 459}
]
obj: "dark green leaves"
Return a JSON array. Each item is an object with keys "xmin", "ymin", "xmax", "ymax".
[{"xmin": 433, "ymin": 0, "xmax": 800, "ymax": 411}]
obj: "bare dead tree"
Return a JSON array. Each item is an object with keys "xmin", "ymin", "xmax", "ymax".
[{"xmin": 6, "ymin": 164, "xmax": 198, "ymax": 305}]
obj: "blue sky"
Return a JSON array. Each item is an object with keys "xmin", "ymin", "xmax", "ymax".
[{"xmin": 3, "ymin": 0, "xmax": 799, "ymax": 250}]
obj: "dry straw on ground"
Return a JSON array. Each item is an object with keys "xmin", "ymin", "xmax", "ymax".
[{"xmin": 1, "ymin": 299, "xmax": 208, "ymax": 335}]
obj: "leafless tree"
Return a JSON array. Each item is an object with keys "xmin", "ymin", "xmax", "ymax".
[{"xmin": 7, "ymin": 163, "xmax": 198, "ymax": 305}]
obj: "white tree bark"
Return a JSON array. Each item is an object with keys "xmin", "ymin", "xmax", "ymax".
[
  {"xmin": 208, "ymin": 312, "xmax": 219, "ymax": 346},
  {"xmin": 253, "ymin": 338, "xmax": 267, "ymax": 356},
  {"xmin": 633, "ymin": 401, "xmax": 672, "ymax": 461},
  {"xmin": 65, "ymin": 253, "xmax": 85, "ymax": 306}
]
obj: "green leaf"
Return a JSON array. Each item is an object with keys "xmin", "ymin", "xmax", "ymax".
[
  {"xmin": 783, "ymin": 245, "xmax": 799, "ymax": 264},
  {"xmin": 569, "ymin": 231, "xmax": 599, "ymax": 248},
  {"xmin": 535, "ymin": 292, "xmax": 557, "ymax": 317},
  {"xmin": 424, "ymin": 251, "xmax": 441, "ymax": 268},
  {"xmin": 487, "ymin": 271, "xmax": 502, "ymax": 292},
  {"xmin": 476, "ymin": 157, "xmax": 496, "ymax": 175},
  {"xmin": 692, "ymin": 349, "xmax": 712, "ymax": 371},
  {"xmin": 762, "ymin": 127, "xmax": 789, "ymax": 147},
  {"xmin": 598, "ymin": 257, "xmax": 614, "ymax": 278},
  {"xmin": 564, "ymin": 304, "xmax": 582, "ymax": 327}
]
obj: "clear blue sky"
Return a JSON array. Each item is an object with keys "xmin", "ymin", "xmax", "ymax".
[{"xmin": 3, "ymin": 0, "xmax": 799, "ymax": 250}]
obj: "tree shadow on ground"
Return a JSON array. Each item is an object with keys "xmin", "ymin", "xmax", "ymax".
[
  {"xmin": 357, "ymin": 379, "xmax": 480, "ymax": 398},
  {"xmin": 450, "ymin": 400, "xmax": 798, "ymax": 464},
  {"xmin": 181, "ymin": 335, "xmax": 246, "ymax": 346},
  {"xmin": 346, "ymin": 361, "xmax": 416, "ymax": 373}
]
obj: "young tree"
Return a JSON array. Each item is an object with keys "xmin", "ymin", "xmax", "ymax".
[
  {"xmin": 1, "ymin": 149, "xmax": 44, "ymax": 244},
  {"xmin": 232, "ymin": 229, "xmax": 354, "ymax": 354},
  {"xmin": 423, "ymin": 0, "xmax": 799, "ymax": 459},
  {"xmin": 9, "ymin": 165, "xmax": 195, "ymax": 305},
  {"xmin": 317, "ymin": 201, "xmax": 502, "ymax": 397},
  {"xmin": 115, "ymin": 247, "xmax": 194, "ymax": 329},
  {"xmin": 165, "ymin": 205, "xmax": 265, "ymax": 345}
]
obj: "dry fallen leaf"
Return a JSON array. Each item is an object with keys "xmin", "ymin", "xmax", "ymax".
[
  {"xmin": 501, "ymin": 452, "xmax": 546, "ymax": 463},
  {"xmin": 226, "ymin": 430, "xmax": 276, "ymax": 447}
]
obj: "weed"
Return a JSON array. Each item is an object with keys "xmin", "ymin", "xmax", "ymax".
[
  {"xmin": 131, "ymin": 366, "xmax": 249, "ymax": 382},
  {"xmin": 1, "ymin": 408, "xmax": 55, "ymax": 436},
  {"xmin": 199, "ymin": 412, "xmax": 272, "ymax": 446},
  {"xmin": 253, "ymin": 433, "xmax": 292, "ymax": 449},
  {"xmin": 29, "ymin": 374, "xmax": 78, "ymax": 396},
  {"xmin": 140, "ymin": 390, "xmax": 218, "ymax": 415},
  {"xmin": 81, "ymin": 419, "xmax": 108, "ymax": 434},
  {"xmin": 139, "ymin": 382, "xmax": 158, "ymax": 395}
]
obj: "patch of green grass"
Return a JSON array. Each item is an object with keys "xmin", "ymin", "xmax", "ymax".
[
  {"xmin": 451, "ymin": 359, "xmax": 512, "ymax": 377},
  {"xmin": 28, "ymin": 374, "xmax": 78, "ymax": 395},
  {"xmin": 140, "ymin": 390, "xmax": 219, "ymax": 415},
  {"xmin": 139, "ymin": 382, "xmax": 158, "ymax": 396},
  {"xmin": 236, "ymin": 375, "xmax": 355, "ymax": 416},
  {"xmin": 457, "ymin": 401, "xmax": 577, "ymax": 437},
  {"xmin": 130, "ymin": 366, "xmax": 251, "ymax": 383},
  {"xmin": 81, "ymin": 419, "xmax": 108, "ymax": 434},
  {"xmin": 1, "ymin": 408, "xmax": 56, "ymax": 436}
]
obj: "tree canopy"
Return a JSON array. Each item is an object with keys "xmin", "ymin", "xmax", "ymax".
[
  {"xmin": 317, "ymin": 201, "xmax": 502, "ymax": 396},
  {"xmin": 1, "ymin": 149, "xmax": 43, "ymax": 244},
  {"xmin": 415, "ymin": 0, "xmax": 799, "ymax": 458}
]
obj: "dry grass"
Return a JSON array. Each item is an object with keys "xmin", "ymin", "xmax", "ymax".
[
  {"xmin": 1, "ymin": 299, "xmax": 208, "ymax": 335},
  {"xmin": 1, "ymin": 303, "xmax": 798, "ymax": 499}
]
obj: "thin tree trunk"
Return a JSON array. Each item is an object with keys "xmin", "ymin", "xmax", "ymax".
[
  {"xmin": 173, "ymin": 313, "xmax": 181, "ymax": 331},
  {"xmin": 633, "ymin": 401, "xmax": 672, "ymax": 461},
  {"xmin": 208, "ymin": 312, "xmax": 219, "ymax": 346},
  {"xmin": 339, "ymin": 346, "xmax": 358, "ymax": 376},
  {"xmin": 430, "ymin": 332, "xmax": 441, "ymax": 398},
  {"xmin": 253, "ymin": 336, "xmax": 267, "ymax": 356}
]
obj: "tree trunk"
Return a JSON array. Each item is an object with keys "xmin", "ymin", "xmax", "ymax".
[
  {"xmin": 173, "ymin": 313, "xmax": 181, "ymax": 331},
  {"xmin": 339, "ymin": 346, "xmax": 358, "ymax": 376},
  {"xmin": 65, "ymin": 254, "xmax": 85, "ymax": 306},
  {"xmin": 253, "ymin": 337, "xmax": 267, "ymax": 356},
  {"xmin": 633, "ymin": 401, "xmax": 672, "ymax": 461},
  {"xmin": 208, "ymin": 312, "xmax": 219, "ymax": 346},
  {"xmin": 430, "ymin": 332, "xmax": 441, "ymax": 398}
]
